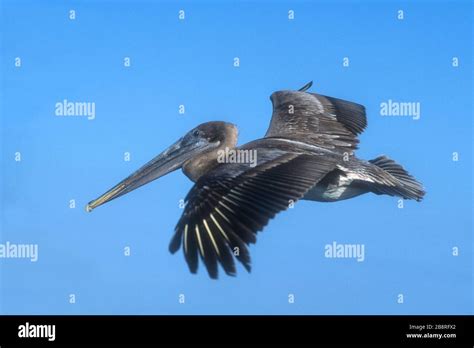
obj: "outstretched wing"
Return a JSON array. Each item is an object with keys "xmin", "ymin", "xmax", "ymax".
[
  {"xmin": 265, "ymin": 86, "xmax": 367, "ymax": 152},
  {"xmin": 168, "ymin": 150, "xmax": 338, "ymax": 278}
]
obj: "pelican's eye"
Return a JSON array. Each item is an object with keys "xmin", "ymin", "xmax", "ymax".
[{"xmin": 193, "ymin": 129, "xmax": 201, "ymax": 137}]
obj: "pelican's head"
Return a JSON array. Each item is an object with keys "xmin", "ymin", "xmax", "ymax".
[{"xmin": 86, "ymin": 121, "xmax": 237, "ymax": 212}]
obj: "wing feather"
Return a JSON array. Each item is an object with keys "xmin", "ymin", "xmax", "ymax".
[
  {"xmin": 169, "ymin": 153, "xmax": 337, "ymax": 278},
  {"xmin": 265, "ymin": 89, "xmax": 367, "ymax": 152}
]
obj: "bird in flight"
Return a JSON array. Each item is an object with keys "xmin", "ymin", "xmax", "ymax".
[{"xmin": 86, "ymin": 81, "xmax": 424, "ymax": 278}]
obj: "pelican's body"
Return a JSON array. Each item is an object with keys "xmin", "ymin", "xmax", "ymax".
[{"xmin": 87, "ymin": 82, "xmax": 425, "ymax": 278}]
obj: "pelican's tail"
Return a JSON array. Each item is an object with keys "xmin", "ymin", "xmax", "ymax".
[{"xmin": 368, "ymin": 156, "xmax": 425, "ymax": 201}]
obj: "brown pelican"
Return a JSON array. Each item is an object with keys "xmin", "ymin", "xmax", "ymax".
[{"xmin": 86, "ymin": 81, "xmax": 424, "ymax": 278}]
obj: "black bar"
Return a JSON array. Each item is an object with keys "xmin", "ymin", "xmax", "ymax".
[{"xmin": 0, "ymin": 315, "xmax": 472, "ymax": 346}]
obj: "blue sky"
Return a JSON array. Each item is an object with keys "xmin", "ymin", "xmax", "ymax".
[{"xmin": 0, "ymin": 0, "xmax": 472, "ymax": 314}]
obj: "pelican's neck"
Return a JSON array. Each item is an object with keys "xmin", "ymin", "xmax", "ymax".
[{"xmin": 183, "ymin": 124, "xmax": 238, "ymax": 182}]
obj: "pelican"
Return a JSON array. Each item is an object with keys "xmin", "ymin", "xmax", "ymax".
[{"xmin": 86, "ymin": 82, "xmax": 425, "ymax": 278}]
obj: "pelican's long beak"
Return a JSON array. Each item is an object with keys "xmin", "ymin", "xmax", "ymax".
[{"xmin": 86, "ymin": 136, "xmax": 210, "ymax": 212}]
